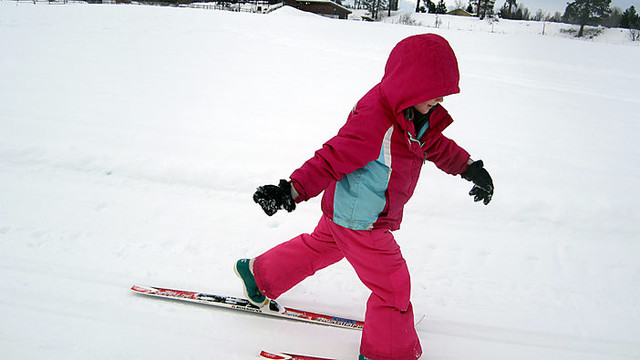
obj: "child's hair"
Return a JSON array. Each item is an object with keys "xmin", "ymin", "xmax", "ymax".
[{"xmin": 403, "ymin": 107, "xmax": 416, "ymax": 122}]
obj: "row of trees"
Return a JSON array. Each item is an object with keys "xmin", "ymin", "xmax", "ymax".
[
  {"xmin": 465, "ymin": 0, "xmax": 639, "ymax": 35},
  {"xmin": 408, "ymin": 0, "xmax": 551, "ymax": 21},
  {"xmin": 366, "ymin": 0, "xmax": 639, "ymax": 38},
  {"xmin": 498, "ymin": 0, "xmax": 544, "ymax": 21}
]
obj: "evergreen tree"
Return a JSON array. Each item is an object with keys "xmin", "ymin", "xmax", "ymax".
[
  {"xmin": 514, "ymin": 3, "xmax": 530, "ymax": 20},
  {"xmin": 469, "ymin": 0, "xmax": 477, "ymax": 15},
  {"xmin": 499, "ymin": 1, "xmax": 511, "ymax": 19},
  {"xmin": 425, "ymin": 0, "xmax": 437, "ymax": 13},
  {"xmin": 435, "ymin": 0, "xmax": 447, "ymax": 14},
  {"xmin": 470, "ymin": 0, "xmax": 496, "ymax": 19},
  {"xmin": 499, "ymin": 0, "xmax": 517, "ymax": 19},
  {"xmin": 620, "ymin": 6, "xmax": 639, "ymax": 29},
  {"xmin": 563, "ymin": 0, "xmax": 612, "ymax": 37},
  {"xmin": 363, "ymin": 0, "xmax": 388, "ymax": 19},
  {"xmin": 506, "ymin": 0, "xmax": 516, "ymax": 15}
]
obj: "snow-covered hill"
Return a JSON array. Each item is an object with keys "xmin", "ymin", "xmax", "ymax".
[{"xmin": 1, "ymin": 2, "xmax": 639, "ymax": 359}]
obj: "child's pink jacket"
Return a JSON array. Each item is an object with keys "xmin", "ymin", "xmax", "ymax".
[{"xmin": 290, "ymin": 34, "xmax": 470, "ymax": 231}]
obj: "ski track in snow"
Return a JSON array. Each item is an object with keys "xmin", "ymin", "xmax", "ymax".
[{"xmin": 1, "ymin": 2, "xmax": 639, "ymax": 359}]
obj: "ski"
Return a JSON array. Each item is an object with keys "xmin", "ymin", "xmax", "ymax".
[
  {"xmin": 259, "ymin": 350, "xmax": 336, "ymax": 360},
  {"xmin": 131, "ymin": 285, "xmax": 364, "ymax": 330}
]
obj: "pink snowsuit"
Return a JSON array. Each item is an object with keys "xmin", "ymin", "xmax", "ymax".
[{"xmin": 254, "ymin": 34, "xmax": 470, "ymax": 360}]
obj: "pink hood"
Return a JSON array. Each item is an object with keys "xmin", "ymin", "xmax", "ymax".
[{"xmin": 380, "ymin": 34, "xmax": 460, "ymax": 115}]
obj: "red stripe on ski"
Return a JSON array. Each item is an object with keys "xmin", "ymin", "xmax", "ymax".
[
  {"xmin": 260, "ymin": 350, "xmax": 336, "ymax": 360},
  {"xmin": 131, "ymin": 285, "xmax": 199, "ymax": 300},
  {"xmin": 282, "ymin": 307, "xmax": 364, "ymax": 329},
  {"xmin": 260, "ymin": 350, "xmax": 290, "ymax": 359}
]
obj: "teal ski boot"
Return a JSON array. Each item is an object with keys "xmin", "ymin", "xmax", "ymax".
[{"xmin": 234, "ymin": 258, "xmax": 268, "ymax": 308}]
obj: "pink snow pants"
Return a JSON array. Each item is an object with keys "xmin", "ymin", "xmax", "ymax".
[{"xmin": 253, "ymin": 216, "xmax": 422, "ymax": 360}]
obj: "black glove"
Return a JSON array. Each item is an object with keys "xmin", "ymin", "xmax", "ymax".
[
  {"xmin": 461, "ymin": 160, "xmax": 494, "ymax": 205},
  {"xmin": 253, "ymin": 179, "xmax": 296, "ymax": 216}
]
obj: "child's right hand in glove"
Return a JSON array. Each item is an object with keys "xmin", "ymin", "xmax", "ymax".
[{"xmin": 253, "ymin": 179, "xmax": 296, "ymax": 216}]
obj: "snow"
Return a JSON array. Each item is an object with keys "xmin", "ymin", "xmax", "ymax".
[{"xmin": 1, "ymin": 2, "xmax": 639, "ymax": 359}]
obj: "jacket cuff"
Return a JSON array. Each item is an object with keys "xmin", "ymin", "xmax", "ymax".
[
  {"xmin": 459, "ymin": 157, "xmax": 472, "ymax": 174},
  {"xmin": 289, "ymin": 178, "xmax": 305, "ymax": 203}
]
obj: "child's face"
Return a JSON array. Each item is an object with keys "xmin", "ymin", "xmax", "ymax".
[{"xmin": 414, "ymin": 97, "xmax": 444, "ymax": 114}]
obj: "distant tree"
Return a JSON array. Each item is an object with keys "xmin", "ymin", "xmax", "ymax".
[
  {"xmin": 563, "ymin": 0, "xmax": 612, "ymax": 37},
  {"xmin": 620, "ymin": 6, "xmax": 639, "ymax": 29},
  {"xmin": 547, "ymin": 11, "xmax": 563, "ymax": 22},
  {"xmin": 415, "ymin": 0, "xmax": 421, "ymax": 12},
  {"xmin": 435, "ymin": 0, "xmax": 447, "ymax": 13},
  {"xmin": 503, "ymin": 0, "xmax": 516, "ymax": 18},
  {"xmin": 499, "ymin": 0, "xmax": 528, "ymax": 20},
  {"xmin": 379, "ymin": 0, "xmax": 389, "ymax": 18},
  {"xmin": 514, "ymin": 3, "xmax": 530, "ymax": 19},
  {"xmin": 387, "ymin": 0, "xmax": 399, "ymax": 16},
  {"xmin": 424, "ymin": 0, "xmax": 436, "ymax": 13},
  {"xmin": 499, "ymin": 3, "xmax": 509, "ymax": 18},
  {"xmin": 469, "ymin": 0, "xmax": 477, "ymax": 15},
  {"xmin": 482, "ymin": 0, "xmax": 496, "ymax": 19},
  {"xmin": 363, "ymin": 0, "xmax": 388, "ymax": 19},
  {"xmin": 620, "ymin": 6, "xmax": 640, "ymax": 40},
  {"xmin": 467, "ymin": 3, "xmax": 473, "ymax": 13},
  {"xmin": 601, "ymin": 6, "xmax": 622, "ymax": 27},
  {"xmin": 470, "ymin": 0, "xmax": 495, "ymax": 19},
  {"xmin": 533, "ymin": 9, "xmax": 546, "ymax": 21}
]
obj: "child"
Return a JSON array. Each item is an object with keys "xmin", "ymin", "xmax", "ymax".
[{"xmin": 235, "ymin": 34, "xmax": 493, "ymax": 360}]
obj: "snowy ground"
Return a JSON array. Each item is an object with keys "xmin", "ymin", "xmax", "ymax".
[{"xmin": 1, "ymin": 2, "xmax": 639, "ymax": 359}]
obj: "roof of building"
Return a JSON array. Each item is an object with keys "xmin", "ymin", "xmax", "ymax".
[{"xmin": 285, "ymin": 0, "xmax": 351, "ymax": 13}]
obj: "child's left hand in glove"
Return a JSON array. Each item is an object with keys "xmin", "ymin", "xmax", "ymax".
[{"xmin": 461, "ymin": 160, "xmax": 494, "ymax": 205}]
